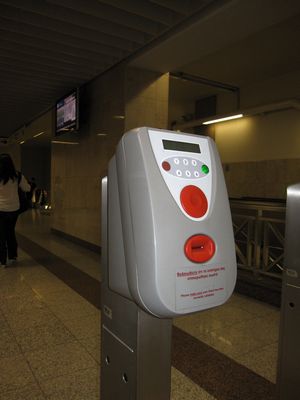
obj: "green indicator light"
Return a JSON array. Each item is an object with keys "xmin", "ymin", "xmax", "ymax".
[{"xmin": 202, "ymin": 164, "xmax": 209, "ymax": 174}]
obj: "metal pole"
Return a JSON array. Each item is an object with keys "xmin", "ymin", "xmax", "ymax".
[
  {"xmin": 101, "ymin": 176, "xmax": 172, "ymax": 400},
  {"xmin": 277, "ymin": 183, "xmax": 300, "ymax": 399}
]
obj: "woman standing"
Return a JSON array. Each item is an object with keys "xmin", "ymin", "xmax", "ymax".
[{"xmin": 0, "ymin": 153, "xmax": 30, "ymax": 267}]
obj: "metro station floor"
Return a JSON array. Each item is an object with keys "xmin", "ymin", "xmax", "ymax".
[{"xmin": 0, "ymin": 210, "xmax": 279, "ymax": 399}]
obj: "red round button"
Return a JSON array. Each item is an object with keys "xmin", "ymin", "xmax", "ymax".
[
  {"xmin": 162, "ymin": 161, "xmax": 171, "ymax": 171},
  {"xmin": 184, "ymin": 235, "xmax": 216, "ymax": 263},
  {"xmin": 180, "ymin": 185, "xmax": 208, "ymax": 218}
]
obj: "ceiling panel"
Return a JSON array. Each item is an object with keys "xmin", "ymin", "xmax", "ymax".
[{"xmin": 0, "ymin": 0, "xmax": 217, "ymax": 137}]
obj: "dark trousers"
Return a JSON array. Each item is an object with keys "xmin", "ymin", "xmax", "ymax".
[{"xmin": 0, "ymin": 211, "xmax": 19, "ymax": 265}]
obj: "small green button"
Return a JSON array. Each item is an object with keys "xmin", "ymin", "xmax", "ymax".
[{"xmin": 202, "ymin": 164, "xmax": 209, "ymax": 174}]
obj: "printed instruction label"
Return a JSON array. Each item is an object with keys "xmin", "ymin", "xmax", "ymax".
[{"xmin": 175, "ymin": 265, "xmax": 226, "ymax": 311}]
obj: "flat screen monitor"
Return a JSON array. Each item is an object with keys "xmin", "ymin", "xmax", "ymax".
[{"xmin": 55, "ymin": 89, "xmax": 79, "ymax": 135}]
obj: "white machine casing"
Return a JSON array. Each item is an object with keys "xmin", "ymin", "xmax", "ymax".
[{"xmin": 108, "ymin": 127, "xmax": 236, "ymax": 318}]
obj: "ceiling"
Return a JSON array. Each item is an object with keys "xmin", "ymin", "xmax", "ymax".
[
  {"xmin": 133, "ymin": 0, "xmax": 300, "ymax": 101},
  {"xmin": 179, "ymin": 12, "xmax": 300, "ymax": 88},
  {"xmin": 0, "ymin": 0, "xmax": 220, "ymax": 138},
  {"xmin": 1, "ymin": 0, "xmax": 300, "ymax": 141}
]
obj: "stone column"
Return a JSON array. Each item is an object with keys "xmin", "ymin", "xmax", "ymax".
[{"xmin": 125, "ymin": 67, "xmax": 169, "ymax": 131}]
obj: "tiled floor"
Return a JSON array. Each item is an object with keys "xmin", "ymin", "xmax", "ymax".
[
  {"xmin": 0, "ymin": 210, "xmax": 280, "ymax": 399},
  {"xmin": 174, "ymin": 295, "xmax": 279, "ymax": 383},
  {"xmin": 0, "ymin": 252, "xmax": 100, "ymax": 399}
]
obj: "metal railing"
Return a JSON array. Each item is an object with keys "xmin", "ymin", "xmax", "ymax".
[{"xmin": 230, "ymin": 200, "xmax": 286, "ymax": 280}]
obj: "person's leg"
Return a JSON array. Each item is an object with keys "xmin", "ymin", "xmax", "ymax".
[
  {"xmin": 0, "ymin": 212, "xmax": 8, "ymax": 265},
  {"xmin": 7, "ymin": 212, "xmax": 18, "ymax": 261}
]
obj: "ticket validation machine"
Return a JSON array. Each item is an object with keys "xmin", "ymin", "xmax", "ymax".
[{"xmin": 101, "ymin": 127, "xmax": 237, "ymax": 399}]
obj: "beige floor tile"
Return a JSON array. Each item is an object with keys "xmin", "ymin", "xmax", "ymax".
[
  {"xmin": 203, "ymin": 312, "xmax": 279, "ymax": 360},
  {"xmin": 47, "ymin": 298, "xmax": 99, "ymax": 322},
  {"xmin": 203, "ymin": 303, "xmax": 257, "ymax": 326},
  {"xmin": 63, "ymin": 313, "xmax": 101, "ymax": 340},
  {"xmin": 174, "ymin": 312, "xmax": 228, "ymax": 344},
  {"xmin": 38, "ymin": 287, "xmax": 87, "ymax": 306},
  {"xmin": 25, "ymin": 341, "xmax": 98, "ymax": 382},
  {"xmin": 231, "ymin": 293, "xmax": 280, "ymax": 318},
  {"xmin": 0, "ymin": 355, "xmax": 36, "ymax": 394},
  {"xmin": 13, "ymin": 260, "xmax": 67, "ymax": 290},
  {"xmin": 0, "ymin": 266, "xmax": 21, "ymax": 278},
  {"xmin": 0, "ymin": 292, "xmax": 46, "ymax": 316},
  {"xmin": 4, "ymin": 305, "xmax": 58, "ymax": 331},
  {"xmin": 171, "ymin": 368, "xmax": 216, "ymax": 400},
  {"xmin": 0, "ymin": 309, "xmax": 7, "ymax": 326},
  {"xmin": 79, "ymin": 335, "xmax": 101, "ymax": 364},
  {"xmin": 0, "ymin": 328, "xmax": 21, "ymax": 359},
  {"xmin": 0, "ymin": 279, "xmax": 32, "ymax": 300},
  {"xmin": 17, "ymin": 264, "xmax": 50, "ymax": 277},
  {"xmin": 24, "ymin": 276, "xmax": 70, "ymax": 294},
  {"xmin": 23, "ymin": 268, "xmax": 53, "ymax": 285},
  {"xmin": 39, "ymin": 367, "xmax": 100, "ymax": 400},
  {"xmin": 233, "ymin": 342, "xmax": 279, "ymax": 383},
  {"xmin": 223, "ymin": 314, "xmax": 280, "ymax": 346},
  {"xmin": 1, "ymin": 383, "xmax": 46, "ymax": 400},
  {"xmin": 14, "ymin": 319, "xmax": 75, "ymax": 353},
  {"xmin": 206, "ymin": 324, "xmax": 268, "ymax": 358},
  {"xmin": 173, "ymin": 302, "xmax": 258, "ymax": 347},
  {"xmin": 13, "ymin": 264, "xmax": 44, "ymax": 275}
]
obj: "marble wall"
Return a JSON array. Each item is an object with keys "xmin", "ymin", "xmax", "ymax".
[
  {"xmin": 51, "ymin": 66, "xmax": 169, "ymax": 246},
  {"xmin": 21, "ymin": 146, "xmax": 51, "ymax": 192},
  {"xmin": 214, "ymin": 108, "xmax": 300, "ymax": 200},
  {"xmin": 125, "ymin": 68, "xmax": 169, "ymax": 131},
  {"xmin": 224, "ymin": 158, "xmax": 300, "ymax": 200},
  {"xmin": 51, "ymin": 65, "xmax": 125, "ymax": 246}
]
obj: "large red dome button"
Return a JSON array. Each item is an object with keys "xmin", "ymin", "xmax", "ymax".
[
  {"xmin": 185, "ymin": 235, "xmax": 216, "ymax": 263},
  {"xmin": 180, "ymin": 185, "xmax": 208, "ymax": 218}
]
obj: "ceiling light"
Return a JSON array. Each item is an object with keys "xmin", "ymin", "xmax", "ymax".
[
  {"xmin": 51, "ymin": 140, "xmax": 79, "ymax": 145},
  {"xmin": 33, "ymin": 131, "xmax": 45, "ymax": 138},
  {"xmin": 97, "ymin": 133, "xmax": 107, "ymax": 136},
  {"xmin": 203, "ymin": 114, "xmax": 243, "ymax": 125},
  {"xmin": 113, "ymin": 115, "xmax": 125, "ymax": 119},
  {"xmin": 173, "ymin": 99, "xmax": 300, "ymax": 131}
]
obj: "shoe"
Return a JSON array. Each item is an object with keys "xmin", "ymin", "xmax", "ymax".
[
  {"xmin": 1, "ymin": 264, "xmax": 7, "ymax": 268},
  {"xmin": 7, "ymin": 258, "xmax": 17, "ymax": 266}
]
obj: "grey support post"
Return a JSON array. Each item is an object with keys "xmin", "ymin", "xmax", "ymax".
[
  {"xmin": 101, "ymin": 176, "xmax": 172, "ymax": 400},
  {"xmin": 277, "ymin": 183, "xmax": 300, "ymax": 400}
]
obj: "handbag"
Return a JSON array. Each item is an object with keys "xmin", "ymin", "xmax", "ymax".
[{"xmin": 18, "ymin": 172, "xmax": 30, "ymax": 213}]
